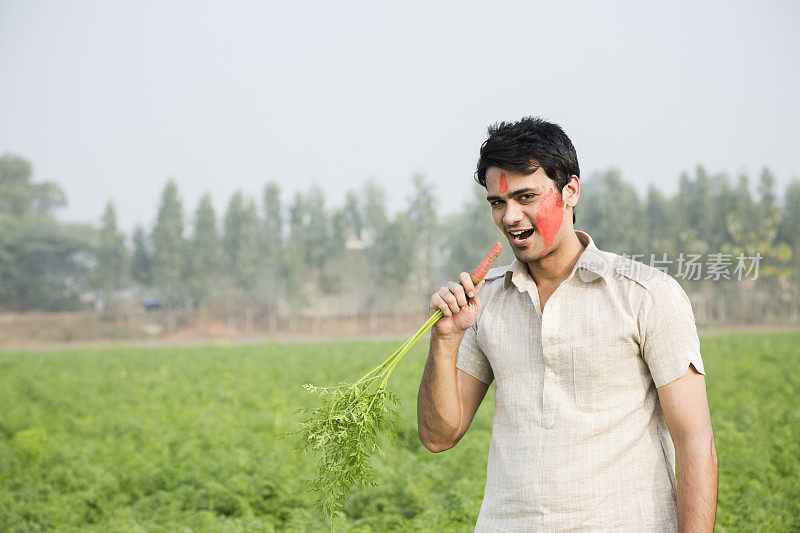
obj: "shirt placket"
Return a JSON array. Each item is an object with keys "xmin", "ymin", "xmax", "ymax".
[
  {"xmin": 514, "ymin": 266, "xmax": 569, "ymax": 430},
  {"xmin": 539, "ymin": 278, "xmax": 575, "ymax": 430},
  {"xmin": 540, "ymin": 292, "xmax": 558, "ymax": 429}
]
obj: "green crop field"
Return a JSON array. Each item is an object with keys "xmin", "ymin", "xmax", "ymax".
[{"xmin": 1, "ymin": 331, "xmax": 799, "ymax": 532}]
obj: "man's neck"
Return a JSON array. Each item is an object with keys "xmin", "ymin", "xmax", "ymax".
[{"xmin": 526, "ymin": 229, "xmax": 586, "ymax": 286}]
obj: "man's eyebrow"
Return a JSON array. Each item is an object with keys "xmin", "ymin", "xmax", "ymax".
[{"xmin": 486, "ymin": 188, "xmax": 541, "ymax": 202}]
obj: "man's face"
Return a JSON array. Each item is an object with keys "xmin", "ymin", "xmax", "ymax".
[{"xmin": 485, "ymin": 166, "xmax": 575, "ymax": 263}]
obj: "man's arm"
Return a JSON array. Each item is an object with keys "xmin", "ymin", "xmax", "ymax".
[
  {"xmin": 417, "ymin": 272, "xmax": 489, "ymax": 453},
  {"xmin": 418, "ymin": 332, "xmax": 489, "ymax": 452},
  {"xmin": 657, "ymin": 363, "xmax": 718, "ymax": 532}
]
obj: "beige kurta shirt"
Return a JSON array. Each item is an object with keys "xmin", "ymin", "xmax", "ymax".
[{"xmin": 457, "ymin": 230, "xmax": 705, "ymax": 532}]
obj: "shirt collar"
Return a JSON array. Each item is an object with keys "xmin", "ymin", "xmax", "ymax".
[
  {"xmin": 503, "ymin": 230, "xmax": 611, "ymax": 290},
  {"xmin": 503, "ymin": 257, "xmax": 532, "ymax": 291},
  {"xmin": 573, "ymin": 231, "xmax": 612, "ymax": 282}
]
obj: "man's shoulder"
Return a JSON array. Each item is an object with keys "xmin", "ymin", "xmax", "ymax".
[{"xmin": 601, "ymin": 251, "xmax": 680, "ymax": 293}]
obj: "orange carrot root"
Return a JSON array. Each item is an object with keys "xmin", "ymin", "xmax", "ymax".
[{"xmin": 470, "ymin": 242, "xmax": 503, "ymax": 285}]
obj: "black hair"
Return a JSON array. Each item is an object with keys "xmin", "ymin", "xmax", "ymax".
[{"xmin": 476, "ymin": 116, "xmax": 579, "ymax": 223}]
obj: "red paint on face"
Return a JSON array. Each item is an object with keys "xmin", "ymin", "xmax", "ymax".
[
  {"xmin": 499, "ymin": 173, "xmax": 508, "ymax": 194},
  {"xmin": 534, "ymin": 189, "xmax": 564, "ymax": 249}
]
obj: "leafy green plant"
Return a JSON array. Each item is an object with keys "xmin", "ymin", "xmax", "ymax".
[
  {"xmin": 290, "ymin": 243, "xmax": 503, "ymax": 521},
  {"xmin": 2, "ymin": 332, "xmax": 799, "ymax": 530}
]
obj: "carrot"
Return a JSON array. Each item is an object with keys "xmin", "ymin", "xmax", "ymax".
[{"xmin": 470, "ymin": 241, "xmax": 504, "ymax": 284}]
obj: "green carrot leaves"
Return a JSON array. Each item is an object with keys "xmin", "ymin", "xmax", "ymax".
[
  {"xmin": 290, "ymin": 311, "xmax": 442, "ymax": 521},
  {"xmin": 299, "ymin": 386, "xmax": 400, "ymax": 519}
]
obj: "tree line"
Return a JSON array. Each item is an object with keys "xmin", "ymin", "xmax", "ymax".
[{"xmin": 1, "ymin": 152, "xmax": 798, "ymax": 327}]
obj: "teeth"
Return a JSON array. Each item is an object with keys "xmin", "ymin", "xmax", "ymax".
[{"xmin": 509, "ymin": 229, "xmax": 532, "ymax": 236}]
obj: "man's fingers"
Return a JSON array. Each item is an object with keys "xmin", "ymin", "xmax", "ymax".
[
  {"xmin": 459, "ymin": 271, "xmax": 477, "ymax": 298},
  {"xmin": 431, "ymin": 275, "xmax": 487, "ymax": 320},
  {"xmin": 431, "ymin": 293, "xmax": 452, "ymax": 317},
  {"xmin": 436, "ymin": 288, "xmax": 460, "ymax": 315},
  {"xmin": 440, "ymin": 289, "xmax": 460, "ymax": 315},
  {"xmin": 447, "ymin": 281, "xmax": 468, "ymax": 307}
]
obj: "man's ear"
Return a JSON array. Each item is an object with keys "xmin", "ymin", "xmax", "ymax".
[{"xmin": 562, "ymin": 175, "xmax": 580, "ymax": 207}]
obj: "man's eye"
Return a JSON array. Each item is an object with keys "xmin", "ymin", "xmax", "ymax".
[{"xmin": 518, "ymin": 194, "xmax": 534, "ymax": 201}]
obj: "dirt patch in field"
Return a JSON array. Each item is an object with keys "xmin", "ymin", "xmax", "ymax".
[
  {"xmin": 699, "ymin": 321, "xmax": 800, "ymax": 335},
  {"xmin": 1, "ymin": 310, "xmax": 799, "ymax": 352},
  {"xmin": 0, "ymin": 311, "xmax": 435, "ymax": 351},
  {"xmin": 0, "ymin": 312, "xmax": 144, "ymax": 348}
]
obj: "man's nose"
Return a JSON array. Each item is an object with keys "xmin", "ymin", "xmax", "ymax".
[{"xmin": 503, "ymin": 202, "xmax": 524, "ymax": 226}]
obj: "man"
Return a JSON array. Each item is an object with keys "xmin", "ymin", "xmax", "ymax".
[{"xmin": 417, "ymin": 117, "xmax": 718, "ymax": 531}]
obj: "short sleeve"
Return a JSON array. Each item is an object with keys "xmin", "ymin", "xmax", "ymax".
[
  {"xmin": 640, "ymin": 275, "xmax": 705, "ymax": 388},
  {"xmin": 456, "ymin": 322, "xmax": 494, "ymax": 385}
]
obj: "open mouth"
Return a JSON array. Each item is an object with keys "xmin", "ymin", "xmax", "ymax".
[{"xmin": 508, "ymin": 228, "xmax": 535, "ymax": 246}]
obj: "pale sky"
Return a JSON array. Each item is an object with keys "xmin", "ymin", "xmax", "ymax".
[{"xmin": 1, "ymin": 0, "xmax": 798, "ymax": 233}]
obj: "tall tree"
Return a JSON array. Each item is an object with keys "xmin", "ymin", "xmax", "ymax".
[
  {"xmin": 733, "ymin": 172, "xmax": 756, "ymax": 228},
  {"xmin": 753, "ymin": 168, "xmax": 780, "ymax": 249},
  {"xmin": 187, "ymin": 193, "xmax": 222, "ymax": 307},
  {"xmin": 222, "ymin": 192, "xmax": 260, "ymax": 331},
  {"xmin": 778, "ymin": 178, "xmax": 800, "ymax": 312},
  {"xmin": 407, "ymin": 174, "xmax": 438, "ymax": 293},
  {"xmin": 341, "ymin": 190, "xmax": 362, "ymax": 243},
  {"xmin": 758, "ymin": 168, "xmax": 777, "ymax": 209},
  {"xmin": 130, "ymin": 226, "xmax": 153, "ymax": 286},
  {"xmin": 709, "ymin": 174, "xmax": 736, "ymax": 251},
  {"xmin": 644, "ymin": 186, "xmax": 671, "ymax": 253},
  {"xmin": 0, "ymin": 213, "xmax": 15, "ymax": 304},
  {"xmin": 777, "ymin": 178, "xmax": 800, "ymax": 253},
  {"xmin": 0, "ymin": 219, "xmax": 93, "ymax": 311},
  {"xmin": 305, "ymin": 184, "xmax": 330, "ymax": 275},
  {"xmin": 362, "ymin": 179, "xmax": 388, "ymax": 242},
  {"xmin": 323, "ymin": 204, "xmax": 351, "ymax": 294},
  {"xmin": 93, "ymin": 201, "xmax": 129, "ymax": 297},
  {"xmin": 0, "ymin": 154, "xmax": 91, "ymax": 311},
  {"xmin": 151, "ymin": 180, "xmax": 185, "ymax": 307},
  {"xmin": 0, "ymin": 153, "xmax": 66, "ymax": 218},
  {"xmin": 223, "ymin": 191, "xmax": 260, "ymax": 295},
  {"xmin": 672, "ymin": 167, "xmax": 711, "ymax": 256},
  {"xmin": 261, "ymin": 181, "xmax": 284, "ymax": 275},
  {"xmin": 284, "ymin": 191, "xmax": 311, "ymax": 316},
  {"xmin": 260, "ymin": 182, "xmax": 284, "ymax": 330},
  {"xmin": 726, "ymin": 169, "xmax": 792, "ymax": 319},
  {"xmin": 694, "ymin": 166, "xmax": 715, "ymax": 247},
  {"xmin": 361, "ymin": 181, "xmax": 388, "ymax": 321},
  {"xmin": 376, "ymin": 211, "xmax": 416, "ymax": 296},
  {"xmin": 322, "ymin": 189, "xmax": 359, "ymax": 289},
  {"xmin": 578, "ymin": 169, "xmax": 645, "ymax": 254}
]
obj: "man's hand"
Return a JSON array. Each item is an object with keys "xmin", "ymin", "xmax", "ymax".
[{"xmin": 429, "ymin": 272, "xmax": 485, "ymax": 338}]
